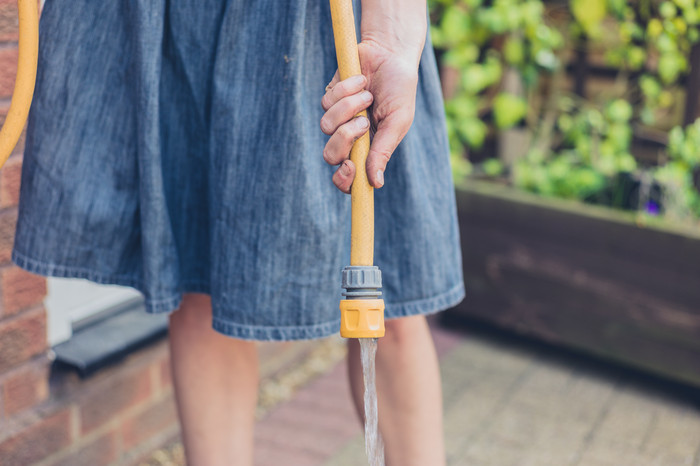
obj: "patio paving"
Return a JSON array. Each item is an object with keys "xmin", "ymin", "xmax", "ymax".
[
  {"xmin": 142, "ymin": 316, "xmax": 700, "ymax": 466},
  {"xmin": 325, "ymin": 318, "xmax": 700, "ymax": 466}
]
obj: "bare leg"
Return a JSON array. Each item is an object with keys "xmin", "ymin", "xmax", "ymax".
[
  {"xmin": 348, "ymin": 315, "xmax": 446, "ymax": 466},
  {"xmin": 168, "ymin": 293, "xmax": 259, "ymax": 466}
]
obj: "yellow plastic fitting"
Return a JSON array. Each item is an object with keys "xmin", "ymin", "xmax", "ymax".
[
  {"xmin": 340, "ymin": 299, "xmax": 385, "ymax": 339},
  {"xmin": 0, "ymin": 0, "xmax": 39, "ymax": 168}
]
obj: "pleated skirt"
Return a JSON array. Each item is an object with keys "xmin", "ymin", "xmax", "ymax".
[{"xmin": 12, "ymin": 0, "xmax": 464, "ymax": 340}]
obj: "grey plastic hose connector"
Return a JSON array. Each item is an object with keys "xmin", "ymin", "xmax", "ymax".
[{"xmin": 341, "ymin": 266, "xmax": 382, "ymax": 299}]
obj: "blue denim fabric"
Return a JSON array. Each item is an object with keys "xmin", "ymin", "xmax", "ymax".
[{"xmin": 12, "ymin": 0, "xmax": 465, "ymax": 341}]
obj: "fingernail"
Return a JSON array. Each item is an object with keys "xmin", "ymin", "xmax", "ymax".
[
  {"xmin": 361, "ymin": 91, "xmax": 372, "ymax": 102},
  {"xmin": 349, "ymin": 75, "xmax": 365, "ymax": 87},
  {"xmin": 357, "ymin": 116, "xmax": 369, "ymax": 129},
  {"xmin": 341, "ymin": 161, "xmax": 351, "ymax": 176},
  {"xmin": 376, "ymin": 169, "xmax": 384, "ymax": 187}
]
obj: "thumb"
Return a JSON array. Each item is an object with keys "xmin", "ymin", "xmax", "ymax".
[{"xmin": 365, "ymin": 115, "xmax": 410, "ymax": 188}]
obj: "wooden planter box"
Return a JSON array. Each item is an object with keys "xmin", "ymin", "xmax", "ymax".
[{"xmin": 447, "ymin": 181, "xmax": 700, "ymax": 387}]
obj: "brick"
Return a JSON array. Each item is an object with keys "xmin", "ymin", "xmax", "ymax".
[
  {"xmin": 50, "ymin": 431, "xmax": 118, "ymax": 466},
  {"xmin": 79, "ymin": 366, "xmax": 152, "ymax": 434},
  {"xmin": 0, "ymin": 1, "xmax": 19, "ymax": 42},
  {"xmin": 0, "ymin": 266, "xmax": 47, "ymax": 315},
  {"xmin": 0, "ymin": 47, "xmax": 18, "ymax": 99},
  {"xmin": 0, "ymin": 307, "xmax": 46, "ymax": 373},
  {"xmin": 0, "ymin": 208, "xmax": 17, "ymax": 263},
  {"xmin": 121, "ymin": 394, "xmax": 178, "ymax": 450},
  {"xmin": 264, "ymin": 397, "xmax": 359, "ymax": 439},
  {"xmin": 254, "ymin": 419, "xmax": 331, "ymax": 459},
  {"xmin": 2, "ymin": 360, "xmax": 49, "ymax": 416},
  {"xmin": 255, "ymin": 444, "xmax": 322, "ymax": 466},
  {"xmin": 0, "ymin": 155, "xmax": 21, "ymax": 208},
  {"xmin": 0, "ymin": 409, "xmax": 72, "ymax": 466}
]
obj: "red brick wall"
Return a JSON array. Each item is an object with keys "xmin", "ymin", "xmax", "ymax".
[{"xmin": 0, "ymin": 3, "xmax": 180, "ymax": 464}]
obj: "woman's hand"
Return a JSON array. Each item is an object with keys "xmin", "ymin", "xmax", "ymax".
[
  {"xmin": 321, "ymin": 0, "xmax": 427, "ymax": 193},
  {"xmin": 321, "ymin": 43, "xmax": 420, "ymax": 193}
]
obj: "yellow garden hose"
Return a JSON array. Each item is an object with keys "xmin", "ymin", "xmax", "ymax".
[
  {"xmin": 0, "ymin": 0, "xmax": 39, "ymax": 168},
  {"xmin": 330, "ymin": 0, "xmax": 385, "ymax": 339}
]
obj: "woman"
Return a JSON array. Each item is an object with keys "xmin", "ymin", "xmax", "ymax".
[{"xmin": 13, "ymin": 0, "xmax": 464, "ymax": 464}]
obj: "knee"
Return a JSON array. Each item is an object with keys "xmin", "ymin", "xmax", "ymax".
[{"xmin": 381, "ymin": 315, "xmax": 429, "ymax": 349}]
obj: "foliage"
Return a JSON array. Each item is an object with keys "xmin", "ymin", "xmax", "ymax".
[
  {"xmin": 430, "ymin": 0, "xmax": 563, "ymax": 159},
  {"xmin": 654, "ymin": 119, "xmax": 700, "ymax": 219},
  {"xmin": 430, "ymin": 0, "xmax": 700, "ymax": 223}
]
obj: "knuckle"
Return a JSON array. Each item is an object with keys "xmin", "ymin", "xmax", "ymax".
[
  {"xmin": 336, "ymin": 80, "xmax": 349, "ymax": 96},
  {"xmin": 337, "ymin": 123, "xmax": 353, "ymax": 142},
  {"xmin": 338, "ymin": 98, "xmax": 354, "ymax": 117},
  {"xmin": 375, "ymin": 148, "xmax": 392, "ymax": 165}
]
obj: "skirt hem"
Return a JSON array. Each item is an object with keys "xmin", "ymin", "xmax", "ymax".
[{"xmin": 12, "ymin": 248, "xmax": 465, "ymax": 341}]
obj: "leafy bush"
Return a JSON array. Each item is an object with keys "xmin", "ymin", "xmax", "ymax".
[
  {"xmin": 655, "ymin": 119, "xmax": 700, "ymax": 220},
  {"xmin": 430, "ymin": 0, "xmax": 700, "ymax": 223}
]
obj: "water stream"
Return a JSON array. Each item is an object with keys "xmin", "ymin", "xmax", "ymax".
[{"xmin": 359, "ymin": 337, "xmax": 385, "ymax": 466}]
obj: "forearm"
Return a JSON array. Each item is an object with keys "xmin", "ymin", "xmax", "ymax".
[{"xmin": 360, "ymin": 0, "xmax": 427, "ymax": 67}]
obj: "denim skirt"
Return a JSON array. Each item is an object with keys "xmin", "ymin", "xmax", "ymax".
[{"xmin": 12, "ymin": 0, "xmax": 465, "ymax": 341}]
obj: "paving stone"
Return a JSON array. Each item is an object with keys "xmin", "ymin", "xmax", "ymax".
[
  {"xmin": 326, "ymin": 324, "xmax": 700, "ymax": 466},
  {"xmin": 323, "ymin": 434, "xmax": 365, "ymax": 466},
  {"xmin": 641, "ymin": 405, "xmax": 700, "ymax": 461},
  {"xmin": 588, "ymin": 388, "xmax": 659, "ymax": 448},
  {"xmin": 145, "ymin": 320, "xmax": 700, "ymax": 466}
]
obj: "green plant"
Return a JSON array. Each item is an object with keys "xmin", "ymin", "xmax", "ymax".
[
  {"xmin": 430, "ymin": 0, "xmax": 563, "ymax": 157},
  {"xmin": 654, "ymin": 118, "xmax": 700, "ymax": 219},
  {"xmin": 430, "ymin": 0, "xmax": 700, "ymax": 223}
]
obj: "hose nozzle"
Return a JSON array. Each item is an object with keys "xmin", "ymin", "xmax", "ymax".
[{"xmin": 339, "ymin": 266, "xmax": 385, "ymax": 339}]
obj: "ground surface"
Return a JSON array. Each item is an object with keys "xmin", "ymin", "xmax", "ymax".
[{"xmin": 141, "ymin": 316, "xmax": 700, "ymax": 466}]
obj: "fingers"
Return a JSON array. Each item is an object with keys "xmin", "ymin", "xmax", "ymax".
[
  {"xmin": 320, "ymin": 90, "xmax": 373, "ymax": 136},
  {"xmin": 332, "ymin": 160, "xmax": 356, "ymax": 194},
  {"xmin": 322, "ymin": 116, "xmax": 370, "ymax": 165},
  {"xmin": 365, "ymin": 115, "xmax": 412, "ymax": 188},
  {"xmin": 321, "ymin": 73, "xmax": 366, "ymax": 111}
]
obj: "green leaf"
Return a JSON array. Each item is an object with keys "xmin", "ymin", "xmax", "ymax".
[
  {"xmin": 606, "ymin": 123, "xmax": 633, "ymax": 150},
  {"xmin": 571, "ymin": 0, "xmax": 607, "ymax": 36},
  {"xmin": 647, "ymin": 18, "xmax": 664, "ymax": 38},
  {"xmin": 503, "ymin": 37, "xmax": 525, "ymax": 65},
  {"xmin": 458, "ymin": 117, "xmax": 488, "ymax": 149},
  {"xmin": 658, "ymin": 52, "xmax": 685, "ymax": 84},
  {"xmin": 617, "ymin": 153, "xmax": 637, "ymax": 172},
  {"xmin": 660, "ymin": 2, "xmax": 677, "ymax": 19},
  {"xmin": 493, "ymin": 93, "xmax": 527, "ymax": 129},
  {"xmin": 640, "ymin": 74, "xmax": 661, "ymax": 99},
  {"xmin": 626, "ymin": 46, "xmax": 646, "ymax": 70},
  {"xmin": 606, "ymin": 99, "xmax": 633, "ymax": 122},
  {"xmin": 482, "ymin": 158, "xmax": 504, "ymax": 176},
  {"xmin": 440, "ymin": 6, "xmax": 470, "ymax": 42}
]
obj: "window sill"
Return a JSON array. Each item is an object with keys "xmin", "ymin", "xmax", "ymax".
[{"xmin": 52, "ymin": 305, "xmax": 169, "ymax": 377}]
